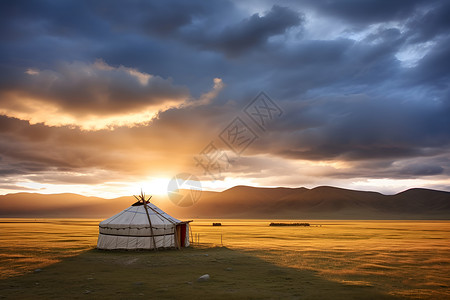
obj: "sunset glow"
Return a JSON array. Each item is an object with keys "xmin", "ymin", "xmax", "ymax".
[{"xmin": 0, "ymin": 0, "xmax": 449, "ymax": 198}]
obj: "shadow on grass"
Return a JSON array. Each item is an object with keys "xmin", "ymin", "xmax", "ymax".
[{"xmin": 0, "ymin": 245, "xmax": 400, "ymax": 300}]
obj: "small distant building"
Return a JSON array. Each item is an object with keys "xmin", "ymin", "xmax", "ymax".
[{"xmin": 97, "ymin": 193, "xmax": 191, "ymax": 250}]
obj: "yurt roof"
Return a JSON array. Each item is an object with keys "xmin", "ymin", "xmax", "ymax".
[{"xmin": 99, "ymin": 201, "xmax": 181, "ymax": 229}]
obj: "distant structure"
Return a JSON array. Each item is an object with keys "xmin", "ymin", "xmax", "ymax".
[
  {"xmin": 97, "ymin": 191, "xmax": 191, "ymax": 250},
  {"xmin": 269, "ymin": 222, "xmax": 310, "ymax": 227}
]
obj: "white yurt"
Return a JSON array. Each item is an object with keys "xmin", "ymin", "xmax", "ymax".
[{"xmin": 97, "ymin": 193, "xmax": 191, "ymax": 250}]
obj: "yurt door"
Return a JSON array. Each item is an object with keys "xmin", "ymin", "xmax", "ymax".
[{"xmin": 176, "ymin": 224, "xmax": 187, "ymax": 247}]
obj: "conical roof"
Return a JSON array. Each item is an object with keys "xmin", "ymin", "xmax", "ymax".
[{"xmin": 99, "ymin": 202, "xmax": 181, "ymax": 237}]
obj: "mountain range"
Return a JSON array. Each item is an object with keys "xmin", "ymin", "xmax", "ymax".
[{"xmin": 1, "ymin": 186, "xmax": 449, "ymax": 219}]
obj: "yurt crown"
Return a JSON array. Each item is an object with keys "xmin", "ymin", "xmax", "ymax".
[{"xmin": 133, "ymin": 189, "xmax": 152, "ymax": 204}]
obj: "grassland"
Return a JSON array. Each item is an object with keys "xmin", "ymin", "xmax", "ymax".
[
  {"xmin": 0, "ymin": 219, "xmax": 449, "ymax": 299},
  {"xmin": 0, "ymin": 245, "xmax": 402, "ymax": 300}
]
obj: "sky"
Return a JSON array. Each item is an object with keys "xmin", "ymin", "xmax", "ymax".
[{"xmin": 0, "ymin": 0, "xmax": 449, "ymax": 198}]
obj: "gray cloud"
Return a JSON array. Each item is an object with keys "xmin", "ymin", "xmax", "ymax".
[
  {"xmin": 181, "ymin": 5, "xmax": 302, "ymax": 57},
  {"xmin": 409, "ymin": 36, "xmax": 450, "ymax": 85},
  {"xmin": 1, "ymin": 0, "xmax": 450, "ymax": 193},
  {"xmin": 400, "ymin": 164, "xmax": 444, "ymax": 176},
  {"xmin": 405, "ymin": 2, "xmax": 450, "ymax": 44},
  {"xmin": 298, "ymin": 0, "xmax": 427, "ymax": 25}
]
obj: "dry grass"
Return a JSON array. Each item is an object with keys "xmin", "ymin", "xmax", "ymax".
[
  {"xmin": 0, "ymin": 219, "xmax": 449, "ymax": 299},
  {"xmin": 0, "ymin": 246, "xmax": 399, "ymax": 300}
]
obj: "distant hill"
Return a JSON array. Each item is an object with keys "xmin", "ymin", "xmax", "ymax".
[
  {"xmin": 0, "ymin": 193, "xmax": 131, "ymax": 218},
  {"xmin": 0, "ymin": 186, "xmax": 449, "ymax": 219},
  {"xmin": 166, "ymin": 186, "xmax": 450, "ymax": 219}
]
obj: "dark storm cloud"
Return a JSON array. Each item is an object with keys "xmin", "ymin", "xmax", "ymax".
[
  {"xmin": 0, "ymin": 0, "xmax": 225, "ymax": 40},
  {"xmin": 256, "ymin": 95, "xmax": 450, "ymax": 163},
  {"xmin": 0, "ymin": 0, "xmax": 103, "ymax": 40},
  {"xmin": 0, "ymin": 0, "xmax": 231, "ymax": 78},
  {"xmin": 0, "ymin": 0, "xmax": 450, "ymax": 191},
  {"xmin": 405, "ymin": 2, "xmax": 450, "ymax": 43},
  {"xmin": 92, "ymin": 0, "xmax": 232, "ymax": 37},
  {"xmin": 409, "ymin": 36, "xmax": 450, "ymax": 85},
  {"xmin": 258, "ymin": 35, "xmax": 404, "ymax": 100},
  {"xmin": 298, "ymin": 0, "xmax": 426, "ymax": 25},
  {"xmin": 180, "ymin": 5, "xmax": 302, "ymax": 57}
]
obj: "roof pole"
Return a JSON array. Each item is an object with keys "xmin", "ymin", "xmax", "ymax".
[
  {"xmin": 136, "ymin": 191, "xmax": 157, "ymax": 251},
  {"xmin": 143, "ymin": 201, "xmax": 157, "ymax": 251}
]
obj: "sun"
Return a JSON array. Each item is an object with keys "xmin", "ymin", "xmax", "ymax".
[{"xmin": 128, "ymin": 177, "xmax": 172, "ymax": 196}]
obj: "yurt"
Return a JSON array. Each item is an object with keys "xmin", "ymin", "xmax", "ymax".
[{"xmin": 97, "ymin": 193, "xmax": 191, "ymax": 250}]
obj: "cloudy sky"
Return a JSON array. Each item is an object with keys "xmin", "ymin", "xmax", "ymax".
[{"xmin": 1, "ymin": 0, "xmax": 449, "ymax": 198}]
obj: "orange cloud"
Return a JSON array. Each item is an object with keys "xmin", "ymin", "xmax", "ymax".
[{"xmin": 0, "ymin": 61, "xmax": 223, "ymax": 130}]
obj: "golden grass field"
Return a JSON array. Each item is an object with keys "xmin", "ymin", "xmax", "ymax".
[{"xmin": 0, "ymin": 219, "xmax": 449, "ymax": 299}]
